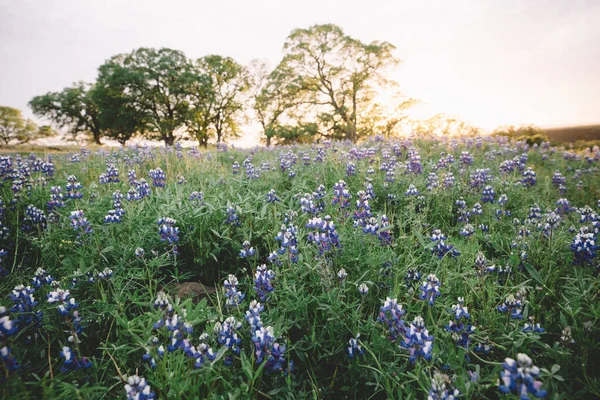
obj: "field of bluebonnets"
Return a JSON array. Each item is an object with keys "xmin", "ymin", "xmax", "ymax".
[{"xmin": 1, "ymin": 136, "xmax": 599, "ymax": 399}]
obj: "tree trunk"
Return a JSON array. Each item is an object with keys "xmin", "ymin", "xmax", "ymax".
[
  {"xmin": 266, "ymin": 136, "xmax": 271, "ymax": 147},
  {"xmin": 92, "ymin": 129, "xmax": 102, "ymax": 145},
  {"xmin": 164, "ymin": 133, "xmax": 175, "ymax": 146}
]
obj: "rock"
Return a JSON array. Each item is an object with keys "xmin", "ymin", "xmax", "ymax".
[{"xmin": 174, "ymin": 282, "xmax": 216, "ymax": 301}]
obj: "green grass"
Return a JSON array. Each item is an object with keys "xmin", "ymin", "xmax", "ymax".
[{"xmin": 0, "ymin": 138, "xmax": 599, "ymax": 399}]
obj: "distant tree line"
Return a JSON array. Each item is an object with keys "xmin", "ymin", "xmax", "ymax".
[{"xmin": 27, "ymin": 24, "xmax": 420, "ymax": 147}]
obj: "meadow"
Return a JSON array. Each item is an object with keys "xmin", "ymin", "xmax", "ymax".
[{"xmin": 0, "ymin": 136, "xmax": 599, "ymax": 399}]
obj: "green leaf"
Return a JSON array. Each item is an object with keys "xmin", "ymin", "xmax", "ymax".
[{"xmin": 524, "ymin": 262, "xmax": 543, "ymax": 285}]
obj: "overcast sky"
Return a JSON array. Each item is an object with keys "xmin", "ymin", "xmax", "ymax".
[{"xmin": 1, "ymin": 0, "xmax": 599, "ymax": 135}]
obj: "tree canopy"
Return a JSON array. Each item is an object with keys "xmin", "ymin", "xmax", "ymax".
[
  {"xmin": 27, "ymin": 24, "xmax": 423, "ymax": 146},
  {"xmin": 0, "ymin": 106, "xmax": 53, "ymax": 146}
]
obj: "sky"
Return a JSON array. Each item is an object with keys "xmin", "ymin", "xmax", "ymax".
[{"xmin": 1, "ymin": 0, "xmax": 599, "ymax": 144}]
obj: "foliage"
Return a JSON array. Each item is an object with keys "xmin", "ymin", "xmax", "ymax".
[
  {"xmin": 0, "ymin": 106, "xmax": 51, "ymax": 146},
  {"xmin": 1, "ymin": 136, "xmax": 599, "ymax": 399},
  {"xmin": 29, "ymin": 82, "xmax": 104, "ymax": 144}
]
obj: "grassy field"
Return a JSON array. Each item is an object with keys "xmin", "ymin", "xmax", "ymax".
[{"xmin": 0, "ymin": 137, "xmax": 599, "ymax": 399}]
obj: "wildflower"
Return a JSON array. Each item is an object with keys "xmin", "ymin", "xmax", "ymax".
[
  {"xmin": 332, "ymin": 180, "xmax": 352, "ymax": 209},
  {"xmin": 69, "ymin": 210, "xmax": 92, "ymax": 239},
  {"xmin": 253, "ymin": 265, "xmax": 275, "ymax": 302},
  {"xmin": 275, "ymin": 223, "xmax": 299, "ymax": 262},
  {"xmin": 1, "ymin": 346, "xmax": 20, "ymax": 372},
  {"xmin": 239, "ymin": 241, "xmax": 255, "ymax": 258},
  {"xmin": 245, "ymin": 300, "xmax": 264, "ymax": 332},
  {"xmin": 405, "ymin": 184, "xmax": 420, "ymax": 197},
  {"xmin": 266, "ymin": 189, "xmax": 280, "ymax": 203},
  {"xmin": 430, "ymin": 229, "xmax": 460, "ymax": 259},
  {"xmin": 377, "ymin": 297, "xmax": 407, "ymax": 341},
  {"xmin": 346, "ymin": 162, "xmax": 356, "ymax": 176},
  {"xmin": 98, "ymin": 267, "xmax": 113, "ymax": 279},
  {"xmin": 189, "ymin": 191, "xmax": 204, "ymax": 204},
  {"xmin": 428, "ymin": 371, "xmax": 460, "ymax": 400},
  {"xmin": 32, "ymin": 268, "xmax": 54, "ymax": 288},
  {"xmin": 400, "ymin": 316, "xmax": 434, "ymax": 363},
  {"xmin": 224, "ymin": 275, "xmax": 245, "ymax": 307},
  {"xmin": 158, "ymin": 217, "xmax": 180, "ymax": 252},
  {"xmin": 570, "ymin": 227, "xmax": 598, "ymax": 266},
  {"xmin": 522, "ymin": 167, "xmax": 537, "ymax": 187},
  {"xmin": 499, "ymin": 353, "xmax": 547, "ymax": 398},
  {"xmin": 358, "ymin": 283, "xmax": 369, "ymax": 296},
  {"xmin": 148, "ymin": 168, "xmax": 166, "ymax": 187},
  {"xmin": 216, "ymin": 317, "xmax": 242, "ymax": 365},
  {"xmin": 497, "ymin": 294, "xmax": 523, "ymax": 319},
  {"xmin": 251, "ymin": 325, "xmax": 287, "ymax": 374},
  {"xmin": 560, "ymin": 326, "xmax": 575, "ymax": 346},
  {"xmin": 474, "ymin": 251, "xmax": 495, "ymax": 275},
  {"xmin": 135, "ymin": 247, "xmax": 145, "ymax": 258},
  {"xmin": 306, "ymin": 215, "xmax": 341, "ymax": 254},
  {"xmin": 125, "ymin": 375, "xmax": 155, "ymax": 400},
  {"xmin": 59, "ymin": 346, "xmax": 92, "ymax": 372},
  {"xmin": 225, "ymin": 206, "xmax": 241, "ymax": 226},
  {"xmin": 420, "ymin": 274, "xmax": 441, "ymax": 306},
  {"xmin": 337, "ymin": 268, "xmax": 347, "ymax": 284},
  {"xmin": 65, "ymin": 175, "xmax": 83, "ymax": 199},
  {"xmin": 481, "ymin": 185, "xmax": 496, "ymax": 203},
  {"xmin": 347, "ymin": 334, "xmax": 364, "ymax": 358}
]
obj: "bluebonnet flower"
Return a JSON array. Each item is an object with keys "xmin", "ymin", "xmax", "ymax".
[
  {"xmin": 177, "ymin": 175, "xmax": 187, "ymax": 185},
  {"xmin": 497, "ymin": 294, "xmax": 524, "ymax": 319},
  {"xmin": 404, "ymin": 268, "xmax": 421, "ymax": 288},
  {"xmin": 459, "ymin": 224, "xmax": 474, "ymax": 238},
  {"xmin": 481, "ymin": 185, "xmax": 496, "ymax": 203},
  {"xmin": 254, "ymin": 264, "xmax": 275, "ymax": 302},
  {"xmin": 31, "ymin": 268, "xmax": 54, "ymax": 288},
  {"xmin": 346, "ymin": 162, "xmax": 356, "ymax": 176},
  {"xmin": 22, "ymin": 205, "xmax": 47, "ymax": 231},
  {"xmin": 135, "ymin": 247, "xmax": 145, "ymax": 258},
  {"xmin": 66, "ymin": 175, "xmax": 83, "ymax": 199},
  {"xmin": 225, "ymin": 206, "xmax": 241, "ymax": 226},
  {"xmin": 420, "ymin": 274, "xmax": 442, "ymax": 306},
  {"xmin": 332, "ymin": 180, "xmax": 352, "ymax": 209},
  {"xmin": 104, "ymin": 209, "xmax": 122, "ymax": 223},
  {"xmin": 362, "ymin": 215, "xmax": 393, "ymax": 245},
  {"xmin": 428, "ymin": 371, "xmax": 460, "ymax": 400},
  {"xmin": 474, "ymin": 337, "xmax": 494, "ymax": 355},
  {"xmin": 239, "ymin": 240, "xmax": 255, "ymax": 258},
  {"xmin": 446, "ymin": 298, "xmax": 475, "ymax": 355},
  {"xmin": 98, "ymin": 267, "xmax": 113, "ymax": 279},
  {"xmin": 300, "ymin": 193, "xmax": 323, "ymax": 215},
  {"xmin": 459, "ymin": 151, "xmax": 473, "ymax": 166},
  {"xmin": 443, "ymin": 172, "xmax": 455, "ymax": 188},
  {"xmin": 216, "ymin": 317, "xmax": 242, "ymax": 365},
  {"xmin": 47, "ymin": 186, "xmax": 65, "ymax": 211},
  {"xmin": 469, "ymin": 168, "xmax": 493, "ymax": 188},
  {"xmin": 522, "ymin": 167, "xmax": 537, "ymax": 187},
  {"xmin": 306, "ymin": 216, "xmax": 341, "ymax": 254},
  {"xmin": 127, "ymin": 169, "xmax": 137, "ymax": 185},
  {"xmin": 59, "ymin": 345, "xmax": 92, "ymax": 373},
  {"xmin": 405, "ymin": 184, "xmax": 420, "ymax": 197},
  {"xmin": 570, "ymin": 227, "xmax": 597, "ymax": 266},
  {"xmin": 275, "ymin": 223, "xmax": 299, "ymax": 262},
  {"xmin": 232, "ymin": 161, "xmax": 240, "ymax": 174},
  {"xmin": 251, "ymin": 326, "xmax": 287, "ymax": 374},
  {"xmin": 499, "ymin": 353, "xmax": 547, "ymax": 399},
  {"xmin": 69, "ymin": 210, "xmax": 92, "ymax": 239},
  {"xmin": 189, "ymin": 191, "xmax": 204, "ymax": 204},
  {"xmin": 347, "ymin": 334, "xmax": 364, "ymax": 358},
  {"xmin": 245, "ymin": 300, "xmax": 264, "ymax": 332},
  {"xmin": 471, "ymin": 202, "xmax": 483, "ymax": 217},
  {"xmin": 474, "ymin": 251, "xmax": 496, "ymax": 275},
  {"xmin": 552, "ymin": 171, "xmax": 566, "ymax": 187},
  {"xmin": 158, "ymin": 217, "xmax": 180, "ymax": 252},
  {"xmin": 377, "ymin": 297, "xmax": 407, "ymax": 341},
  {"xmin": 1, "ymin": 345, "xmax": 20, "ymax": 372},
  {"xmin": 358, "ymin": 283, "xmax": 369, "ymax": 296},
  {"xmin": 148, "ymin": 168, "xmax": 166, "ymax": 187},
  {"xmin": 125, "ymin": 375, "xmax": 155, "ymax": 400},
  {"xmin": 267, "ymin": 251, "xmax": 281, "ymax": 266},
  {"xmin": 456, "ymin": 198, "xmax": 470, "ymax": 223},
  {"xmin": 266, "ymin": 189, "xmax": 280, "ymax": 203},
  {"xmin": 353, "ymin": 190, "xmax": 372, "ymax": 227},
  {"xmin": 560, "ymin": 326, "xmax": 575, "ymax": 346},
  {"xmin": 430, "ymin": 229, "xmax": 460, "ymax": 259},
  {"xmin": 224, "ymin": 274, "xmax": 245, "ymax": 307},
  {"xmin": 578, "ymin": 206, "xmax": 597, "ymax": 224},
  {"xmin": 555, "ymin": 198, "xmax": 574, "ymax": 215},
  {"xmin": 426, "ymin": 172, "xmax": 439, "ymax": 191},
  {"xmin": 337, "ymin": 268, "xmax": 348, "ymax": 284},
  {"xmin": 99, "ymin": 163, "xmax": 120, "ymax": 184},
  {"xmin": 400, "ymin": 316, "xmax": 434, "ymax": 363},
  {"xmin": 407, "ymin": 148, "xmax": 422, "ymax": 174},
  {"xmin": 523, "ymin": 317, "xmax": 545, "ymax": 334}
]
